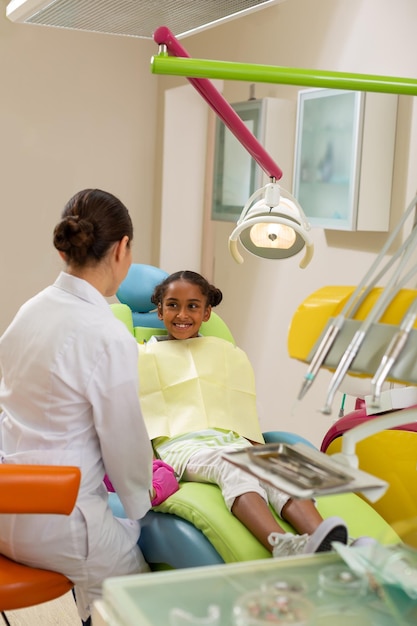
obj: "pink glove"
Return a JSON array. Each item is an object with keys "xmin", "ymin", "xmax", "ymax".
[
  {"xmin": 151, "ymin": 459, "xmax": 179, "ymax": 506},
  {"xmin": 103, "ymin": 474, "xmax": 115, "ymax": 492}
]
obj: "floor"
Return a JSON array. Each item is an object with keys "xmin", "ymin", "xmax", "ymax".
[{"xmin": 3, "ymin": 592, "xmax": 81, "ymax": 626}]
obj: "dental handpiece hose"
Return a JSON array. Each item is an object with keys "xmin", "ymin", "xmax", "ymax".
[
  {"xmin": 297, "ymin": 316, "xmax": 345, "ymax": 401},
  {"xmin": 370, "ymin": 307, "xmax": 417, "ymax": 406},
  {"xmin": 297, "ymin": 194, "xmax": 417, "ymax": 404},
  {"xmin": 321, "ymin": 329, "xmax": 366, "ymax": 415}
]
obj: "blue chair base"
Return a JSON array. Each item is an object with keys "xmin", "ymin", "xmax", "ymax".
[{"xmin": 108, "ymin": 493, "xmax": 223, "ymax": 569}]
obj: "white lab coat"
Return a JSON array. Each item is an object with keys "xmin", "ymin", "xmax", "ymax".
[{"xmin": 0, "ymin": 272, "xmax": 153, "ymax": 620}]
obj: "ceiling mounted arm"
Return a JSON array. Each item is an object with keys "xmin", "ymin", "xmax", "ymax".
[
  {"xmin": 153, "ymin": 26, "xmax": 282, "ymax": 180},
  {"xmin": 153, "ymin": 26, "xmax": 316, "ymax": 267},
  {"xmin": 151, "ymin": 44, "xmax": 417, "ymax": 96}
]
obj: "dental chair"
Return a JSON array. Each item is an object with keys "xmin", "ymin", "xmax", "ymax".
[
  {"xmin": 0, "ymin": 464, "xmax": 81, "ymax": 625},
  {"xmin": 109, "ymin": 265, "xmax": 400, "ymax": 570}
]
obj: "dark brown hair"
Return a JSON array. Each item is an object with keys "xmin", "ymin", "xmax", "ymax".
[
  {"xmin": 151, "ymin": 270, "xmax": 223, "ymax": 308},
  {"xmin": 53, "ymin": 188, "xmax": 133, "ymax": 267}
]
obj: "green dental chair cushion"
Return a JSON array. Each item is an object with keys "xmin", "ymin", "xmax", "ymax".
[
  {"xmin": 154, "ymin": 482, "xmax": 400, "ymax": 563},
  {"xmin": 155, "ymin": 483, "xmax": 273, "ymax": 562}
]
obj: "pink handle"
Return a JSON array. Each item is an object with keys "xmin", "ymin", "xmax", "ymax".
[{"xmin": 154, "ymin": 26, "xmax": 283, "ymax": 181}]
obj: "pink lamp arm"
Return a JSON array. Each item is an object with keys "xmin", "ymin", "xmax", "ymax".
[{"xmin": 153, "ymin": 26, "xmax": 283, "ymax": 181}]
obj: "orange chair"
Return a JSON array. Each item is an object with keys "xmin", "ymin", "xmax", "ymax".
[{"xmin": 0, "ymin": 464, "xmax": 81, "ymax": 626}]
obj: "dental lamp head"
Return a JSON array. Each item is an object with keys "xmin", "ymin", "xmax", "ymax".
[{"xmin": 228, "ymin": 181, "xmax": 314, "ymax": 268}]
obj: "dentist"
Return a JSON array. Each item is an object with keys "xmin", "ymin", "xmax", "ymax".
[{"xmin": 0, "ymin": 189, "xmax": 154, "ymax": 625}]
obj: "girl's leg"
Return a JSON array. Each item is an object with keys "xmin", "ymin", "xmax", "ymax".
[
  {"xmin": 262, "ymin": 479, "xmax": 325, "ymax": 534},
  {"xmin": 231, "ymin": 494, "xmax": 342, "ymax": 554},
  {"xmin": 231, "ymin": 493, "xmax": 328, "ymax": 550},
  {"xmin": 231, "ymin": 492, "xmax": 287, "ymax": 551},
  {"xmin": 281, "ymin": 498, "xmax": 324, "ymax": 535},
  {"xmin": 184, "ymin": 448, "xmax": 288, "ymax": 552},
  {"xmin": 264, "ymin": 485, "xmax": 348, "ymax": 552},
  {"xmin": 184, "ymin": 448, "xmax": 347, "ymax": 554}
]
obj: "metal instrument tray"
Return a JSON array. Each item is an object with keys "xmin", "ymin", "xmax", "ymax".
[{"xmin": 247, "ymin": 443, "xmax": 351, "ymax": 490}]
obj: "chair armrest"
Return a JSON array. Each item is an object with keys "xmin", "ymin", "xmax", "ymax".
[
  {"xmin": 0, "ymin": 465, "xmax": 81, "ymax": 515},
  {"xmin": 263, "ymin": 431, "xmax": 316, "ymax": 449}
]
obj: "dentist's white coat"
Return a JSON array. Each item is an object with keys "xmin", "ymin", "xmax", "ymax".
[{"xmin": 0, "ymin": 272, "xmax": 153, "ymax": 620}]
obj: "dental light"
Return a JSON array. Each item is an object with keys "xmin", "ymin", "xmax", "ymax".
[
  {"xmin": 229, "ymin": 181, "xmax": 314, "ymax": 267},
  {"xmin": 153, "ymin": 26, "xmax": 313, "ymax": 268}
]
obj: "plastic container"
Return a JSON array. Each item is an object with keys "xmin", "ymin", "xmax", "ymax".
[
  {"xmin": 261, "ymin": 574, "xmax": 309, "ymax": 595},
  {"xmin": 318, "ymin": 563, "xmax": 368, "ymax": 597},
  {"xmin": 169, "ymin": 604, "xmax": 220, "ymax": 626},
  {"xmin": 233, "ymin": 590, "xmax": 313, "ymax": 625}
]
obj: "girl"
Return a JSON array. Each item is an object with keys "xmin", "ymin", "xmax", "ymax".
[{"xmin": 146, "ymin": 270, "xmax": 349, "ymax": 557}]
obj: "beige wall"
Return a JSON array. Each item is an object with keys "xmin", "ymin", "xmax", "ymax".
[
  {"xmin": 0, "ymin": 5, "xmax": 157, "ymax": 330},
  {"xmin": 2, "ymin": 0, "xmax": 417, "ymax": 447}
]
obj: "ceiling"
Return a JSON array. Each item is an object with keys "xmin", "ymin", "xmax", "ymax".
[{"xmin": 6, "ymin": 0, "xmax": 287, "ymax": 39}]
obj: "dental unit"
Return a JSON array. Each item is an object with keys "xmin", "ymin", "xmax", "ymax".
[
  {"xmin": 151, "ymin": 27, "xmax": 417, "ymax": 501},
  {"xmin": 320, "ymin": 210, "xmax": 417, "ymax": 415},
  {"xmin": 299, "ymin": 193, "xmax": 417, "ymax": 405}
]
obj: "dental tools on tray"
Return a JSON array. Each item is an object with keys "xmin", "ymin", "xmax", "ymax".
[{"xmin": 297, "ymin": 192, "xmax": 417, "ymax": 415}]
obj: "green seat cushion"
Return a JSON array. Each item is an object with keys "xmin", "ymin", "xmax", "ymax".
[
  {"xmin": 200, "ymin": 311, "xmax": 235, "ymax": 344},
  {"xmin": 155, "ymin": 482, "xmax": 400, "ymax": 563},
  {"xmin": 110, "ymin": 303, "xmax": 135, "ymax": 336},
  {"xmin": 155, "ymin": 483, "xmax": 272, "ymax": 562},
  {"xmin": 134, "ymin": 327, "xmax": 167, "ymax": 343}
]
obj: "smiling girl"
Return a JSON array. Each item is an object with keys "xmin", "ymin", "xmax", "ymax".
[{"xmin": 146, "ymin": 270, "xmax": 351, "ymax": 558}]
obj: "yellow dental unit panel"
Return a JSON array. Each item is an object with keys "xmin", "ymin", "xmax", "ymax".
[{"xmin": 288, "ymin": 286, "xmax": 417, "ymax": 371}]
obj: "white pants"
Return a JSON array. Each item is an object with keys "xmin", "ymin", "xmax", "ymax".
[
  {"xmin": 0, "ymin": 503, "xmax": 149, "ymax": 621},
  {"xmin": 183, "ymin": 446, "xmax": 290, "ymax": 517}
]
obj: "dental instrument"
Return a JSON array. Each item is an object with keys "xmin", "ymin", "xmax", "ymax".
[
  {"xmin": 298, "ymin": 193, "xmax": 417, "ymax": 401},
  {"xmin": 369, "ymin": 295, "xmax": 417, "ymax": 407},
  {"xmin": 320, "ymin": 202, "xmax": 417, "ymax": 414}
]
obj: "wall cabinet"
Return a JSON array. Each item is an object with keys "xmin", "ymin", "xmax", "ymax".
[
  {"xmin": 211, "ymin": 97, "xmax": 296, "ymax": 222},
  {"xmin": 293, "ymin": 88, "xmax": 398, "ymax": 232}
]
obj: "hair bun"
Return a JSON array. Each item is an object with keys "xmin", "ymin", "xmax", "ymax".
[
  {"xmin": 53, "ymin": 188, "xmax": 133, "ymax": 267},
  {"xmin": 53, "ymin": 215, "xmax": 95, "ymax": 258}
]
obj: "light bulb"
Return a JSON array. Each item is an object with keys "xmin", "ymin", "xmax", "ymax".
[{"xmin": 249, "ymin": 222, "xmax": 297, "ymax": 250}]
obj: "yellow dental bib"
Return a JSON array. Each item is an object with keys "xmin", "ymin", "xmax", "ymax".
[{"xmin": 138, "ymin": 336, "xmax": 264, "ymax": 443}]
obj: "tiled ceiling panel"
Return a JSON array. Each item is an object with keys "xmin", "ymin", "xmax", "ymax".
[{"xmin": 6, "ymin": 0, "xmax": 286, "ymax": 39}]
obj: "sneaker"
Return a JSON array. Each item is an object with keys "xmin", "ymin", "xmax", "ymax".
[
  {"xmin": 268, "ymin": 517, "xmax": 348, "ymax": 558},
  {"xmin": 304, "ymin": 516, "xmax": 348, "ymax": 554},
  {"xmin": 349, "ymin": 536, "xmax": 378, "ymax": 548},
  {"xmin": 268, "ymin": 532, "xmax": 309, "ymax": 558}
]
